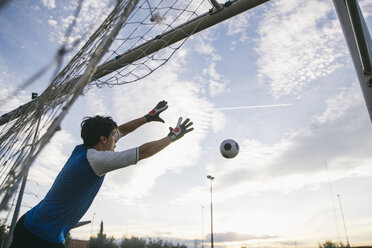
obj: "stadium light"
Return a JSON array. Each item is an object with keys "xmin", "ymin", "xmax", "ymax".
[{"xmin": 207, "ymin": 175, "xmax": 215, "ymax": 248}]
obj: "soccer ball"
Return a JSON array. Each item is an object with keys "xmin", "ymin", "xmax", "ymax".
[{"xmin": 220, "ymin": 139, "xmax": 239, "ymax": 159}]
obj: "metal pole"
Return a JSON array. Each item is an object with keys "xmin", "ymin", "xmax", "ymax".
[
  {"xmin": 210, "ymin": 181, "xmax": 214, "ymax": 248},
  {"xmin": 207, "ymin": 175, "xmax": 214, "ymax": 248},
  {"xmin": 333, "ymin": 0, "xmax": 372, "ymax": 123},
  {"xmin": 202, "ymin": 206, "xmax": 204, "ymax": 248},
  {"xmin": 345, "ymin": 0, "xmax": 372, "ymax": 73},
  {"xmin": 337, "ymin": 194, "xmax": 350, "ymax": 247}
]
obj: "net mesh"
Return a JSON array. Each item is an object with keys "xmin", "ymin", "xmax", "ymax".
[{"xmin": 0, "ymin": 0, "xmax": 213, "ymax": 210}]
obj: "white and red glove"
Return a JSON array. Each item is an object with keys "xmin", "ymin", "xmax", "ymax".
[
  {"xmin": 168, "ymin": 117, "xmax": 194, "ymax": 142},
  {"xmin": 144, "ymin": 100, "xmax": 168, "ymax": 123}
]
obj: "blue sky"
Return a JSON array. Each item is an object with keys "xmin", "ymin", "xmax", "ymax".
[{"xmin": 1, "ymin": 0, "xmax": 372, "ymax": 247}]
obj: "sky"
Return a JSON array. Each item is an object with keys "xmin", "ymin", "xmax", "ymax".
[{"xmin": 1, "ymin": 0, "xmax": 372, "ymax": 248}]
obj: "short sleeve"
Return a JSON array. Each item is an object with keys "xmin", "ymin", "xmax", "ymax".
[{"xmin": 87, "ymin": 147, "xmax": 139, "ymax": 177}]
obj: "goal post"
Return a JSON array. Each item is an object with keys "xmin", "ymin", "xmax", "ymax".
[{"xmin": 333, "ymin": 0, "xmax": 372, "ymax": 122}]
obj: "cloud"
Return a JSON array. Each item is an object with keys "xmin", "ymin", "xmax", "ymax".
[
  {"xmin": 190, "ymin": 35, "xmax": 230, "ymax": 97},
  {"xmin": 255, "ymin": 0, "xmax": 346, "ymax": 98},
  {"xmin": 48, "ymin": 18, "xmax": 57, "ymax": 27},
  {"xmin": 0, "ymin": 56, "xmax": 28, "ymax": 114},
  {"xmin": 223, "ymin": 12, "xmax": 251, "ymax": 42},
  {"xmin": 42, "ymin": 0, "xmax": 55, "ymax": 9},
  {"xmin": 61, "ymin": 15, "xmax": 76, "ymax": 30},
  {"xmin": 208, "ymin": 80, "xmax": 226, "ymax": 96},
  {"xmin": 84, "ymin": 90, "xmax": 108, "ymax": 116},
  {"xmin": 176, "ymin": 83, "xmax": 372, "ymax": 204},
  {"xmin": 202, "ymin": 62, "xmax": 228, "ymax": 96},
  {"xmin": 268, "ymin": 86, "xmax": 371, "ymax": 177},
  {"xmin": 45, "ymin": 0, "xmax": 114, "ymax": 47},
  {"xmin": 203, "ymin": 62, "xmax": 221, "ymax": 81},
  {"xmin": 194, "ymin": 33, "xmax": 221, "ymax": 61},
  {"xmin": 29, "ymin": 130, "xmax": 76, "ymax": 185},
  {"xmin": 222, "ymin": 85, "xmax": 372, "ymax": 189},
  {"xmin": 205, "ymin": 232, "xmax": 278, "ymax": 242}
]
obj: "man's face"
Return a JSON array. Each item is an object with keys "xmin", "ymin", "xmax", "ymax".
[{"xmin": 103, "ymin": 129, "xmax": 117, "ymax": 151}]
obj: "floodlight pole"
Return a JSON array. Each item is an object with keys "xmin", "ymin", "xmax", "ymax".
[
  {"xmin": 90, "ymin": 212, "xmax": 96, "ymax": 236},
  {"xmin": 207, "ymin": 175, "xmax": 215, "ymax": 248},
  {"xmin": 337, "ymin": 194, "xmax": 350, "ymax": 247},
  {"xmin": 202, "ymin": 206, "xmax": 204, "ymax": 248}
]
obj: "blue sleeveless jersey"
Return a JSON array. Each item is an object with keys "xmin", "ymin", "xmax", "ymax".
[{"xmin": 25, "ymin": 145, "xmax": 105, "ymax": 243}]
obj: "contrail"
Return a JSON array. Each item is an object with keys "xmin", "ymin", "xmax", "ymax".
[{"xmin": 211, "ymin": 103, "xmax": 294, "ymax": 111}]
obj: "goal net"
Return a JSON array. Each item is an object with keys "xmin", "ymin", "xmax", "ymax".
[{"xmin": 0, "ymin": 0, "xmax": 268, "ymax": 210}]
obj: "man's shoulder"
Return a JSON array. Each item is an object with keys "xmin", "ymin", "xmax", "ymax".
[
  {"xmin": 73, "ymin": 144, "xmax": 87, "ymax": 153},
  {"xmin": 64, "ymin": 145, "xmax": 89, "ymax": 168}
]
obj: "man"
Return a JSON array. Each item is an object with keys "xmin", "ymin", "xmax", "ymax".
[{"xmin": 9, "ymin": 100, "xmax": 193, "ymax": 248}]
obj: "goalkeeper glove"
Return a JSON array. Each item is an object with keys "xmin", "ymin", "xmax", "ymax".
[
  {"xmin": 145, "ymin": 100, "xmax": 168, "ymax": 123},
  {"xmin": 168, "ymin": 117, "xmax": 194, "ymax": 142}
]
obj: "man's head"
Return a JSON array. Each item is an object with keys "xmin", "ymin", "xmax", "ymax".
[{"xmin": 81, "ymin": 115, "xmax": 118, "ymax": 150}]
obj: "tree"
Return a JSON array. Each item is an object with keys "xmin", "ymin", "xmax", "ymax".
[
  {"xmin": 65, "ymin": 232, "xmax": 71, "ymax": 247},
  {"xmin": 120, "ymin": 236, "xmax": 187, "ymax": 248},
  {"xmin": 147, "ymin": 238, "xmax": 163, "ymax": 248},
  {"xmin": 147, "ymin": 238, "xmax": 187, "ymax": 248},
  {"xmin": 88, "ymin": 221, "xmax": 118, "ymax": 248},
  {"xmin": 120, "ymin": 236, "xmax": 146, "ymax": 248},
  {"xmin": 0, "ymin": 224, "xmax": 8, "ymax": 248},
  {"xmin": 319, "ymin": 240, "xmax": 350, "ymax": 248}
]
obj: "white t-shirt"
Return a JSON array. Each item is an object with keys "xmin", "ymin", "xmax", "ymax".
[{"xmin": 87, "ymin": 147, "xmax": 139, "ymax": 177}]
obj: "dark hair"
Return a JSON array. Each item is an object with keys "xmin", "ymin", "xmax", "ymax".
[{"xmin": 81, "ymin": 115, "xmax": 117, "ymax": 148}]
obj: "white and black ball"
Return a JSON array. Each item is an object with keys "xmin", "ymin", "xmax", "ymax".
[{"xmin": 220, "ymin": 139, "xmax": 239, "ymax": 159}]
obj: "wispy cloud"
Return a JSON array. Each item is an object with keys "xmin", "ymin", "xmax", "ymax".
[
  {"xmin": 202, "ymin": 62, "xmax": 228, "ymax": 96},
  {"xmin": 41, "ymin": 0, "xmax": 55, "ymax": 9},
  {"xmin": 0, "ymin": 56, "xmax": 28, "ymax": 113},
  {"xmin": 192, "ymin": 34, "xmax": 230, "ymax": 97},
  {"xmin": 255, "ymin": 0, "xmax": 346, "ymax": 98},
  {"xmin": 224, "ymin": 12, "xmax": 251, "ymax": 43},
  {"xmin": 48, "ymin": 18, "xmax": 58, "ymax": 27},
  {"xmin": 45, "ymin": 0, "xmax": 114, "ymax": 48}
]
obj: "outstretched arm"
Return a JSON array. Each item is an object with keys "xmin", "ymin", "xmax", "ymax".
[
  {"xmin": 138, "ymin": 117, "xmax": 194, "ymax": 161},
  {"xmin": 117, "ymin": 100, "xmax": 168, "ymax": 138},
  {"xmin": 138, "ymin": 136, "xmax": 172, "ymax": 160},
  {"xmin": 118, "ymin": 116, "xmax": 147, "ymax": 137}
]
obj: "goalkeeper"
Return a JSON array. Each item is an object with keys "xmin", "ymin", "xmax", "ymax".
[{"xmin": 10, "ymin": 100, "xmax": 193, "ymax": 248}]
